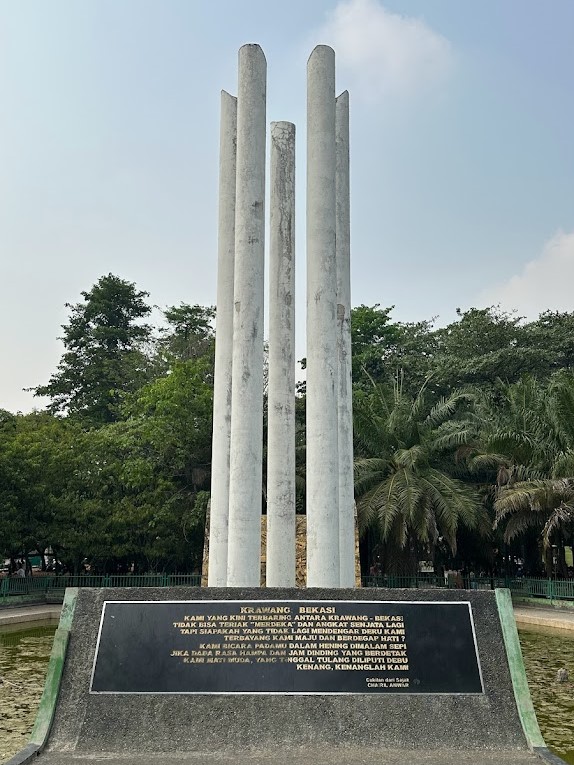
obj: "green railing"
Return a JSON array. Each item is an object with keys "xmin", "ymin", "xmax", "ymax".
[
  {"xmin": 361, "ymin": 573, "xmax": 574, "ymax": 603},
  {"xmin": 0, "ymin": 573, "xmax": 202, "ymax": 603},
  {"xmin": 361, "ymin": 573, "xmax": 502, "ymax": 590},
  {"xmin": 1, "ymin": 572, "xmax": 573, "ymax": 605}
]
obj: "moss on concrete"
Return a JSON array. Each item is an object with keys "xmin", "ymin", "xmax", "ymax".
[
  {"xmin": 495, "ymin": 588, "xmax": 545, "ymax": 749},
  {"xmin": 29, "ymin": 589, "xmax": 77, "ymax": 751}
]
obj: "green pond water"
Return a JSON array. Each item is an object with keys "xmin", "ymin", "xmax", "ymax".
[
  {"xmin": 519, "ymin": 625, "xmax": 574, "ymax": 765},
  {"xmin": 0, "ymin": 621, "xmax": 573, "ymax": 763},
  {"xmin": 0, "ymin": 622, "xmax": 58, "ymax": 762}
]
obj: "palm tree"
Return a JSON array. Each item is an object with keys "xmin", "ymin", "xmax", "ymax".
[
  {"xmin": 354, "ymin": 377, "xmax": 489, "ymax": 574},
  {"xmin": 488, "ymin": 373, "xmax": 574, "ymax": 574},
  {"xmin": 494, "ymin": 478, "xmax": 574, "ymax": 575}
]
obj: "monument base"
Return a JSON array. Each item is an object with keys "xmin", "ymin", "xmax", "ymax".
[{"xmin": 5, "ymin": 586, "xmax": 566, "ymax": 765}]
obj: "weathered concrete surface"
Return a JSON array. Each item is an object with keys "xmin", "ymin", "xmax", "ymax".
[
  {"xmin": 496, "ymin": 589, "xmax": 545, "ymax": 753},
  {"xmin": 20, "ymin": 748, "xmax": 551, "ymax": 765},
  {"xmin": 28, "ymin": 590, "xmax": 78, "ymax": 753},
  {"xmin": 227, "ymin": 44, "xmax": 266, "ymax": 587},
  {"xmin": 38, "ymin": 588, "xmax": 542, "ymax": 761},
  {"xmin": 267, "ymin": 121, "xmax": 296, "ymax": 587},
  {"xmin": 208, "ymin": 89, "xmax": 237, "ymax": 587},
  {"xmin": 0, "ymin": 604, "xmax": 61, "ymax": 627},
  {"xmin": 335, "ymin": 90, "xmax": 354, "ymax": 589},
  {"xmin": 514, "ymin": 605, "xmax": 574, "ymax": 632},
  {"xmin": 306, "ymin": 45, "xmax": 339, "ymax": 588}
]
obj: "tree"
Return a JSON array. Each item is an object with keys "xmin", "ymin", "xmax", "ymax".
[
  {"xmin": 108, "ymin": 358, "xmax": 214, "ymax": 571},
  {"xmin": 156, "ymin": 303, "xmax": 215, "ymax": 367},
  {"xmin": 523, "ymin": 310, "xmax": 574, "ymax": 376},
  {"xmin": 353, "ymin": 379, "xmax": 489, "ymax": 574},
  {"xmin": 494, "ymin": 478, "xmax": 574, "ymax": 575},
  {"xmin": 431, "ymin": 307, "xmax": 574, "ymax": 395},
  {"xmin": 431, "ymin": 307, "xmax": 529, "ymax": 393},
  {"xmin": 0, "ymin": 411, "xmax": 82, "ymax": 569},
  {"xmin": 350, "ymin": 305, "xmax": 436, "ymax": 394},
  {"xmin": 489, "ymin": 373, "xmax": 574, "ymax": 574},
  {"xmin": 33, "ymin": 274, "xmax": 154, "ymax": 425},
  {"xmin": 27, "ymin": 358, "xmax": 214, "ymax": 574}
]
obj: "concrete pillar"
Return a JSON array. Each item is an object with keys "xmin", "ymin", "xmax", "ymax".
[
  {"xmin": 267, "ymin": 122, "xmax": 296, "ymax": 587},
  {"xmin": 306, "ymin": 45, "xmax": 340, "ymax": 588},
  {"xmin": 208, "ymin": 91, "xmax": 237, "ymax": 587},
  {"xmin": 227, "ymin": 44, "xmax": 267, "ymax": 587},
  {"xmin": 336, "ymin": 91, "xmax": 355, "ymax": 588}
]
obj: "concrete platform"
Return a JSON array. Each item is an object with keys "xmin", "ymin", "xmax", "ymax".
[
  {"xmin": 2, "ymin": 589, "xmax": 569, "ymax": 765},
  {"xmin": 46, "ymin": 589, "xmax": 561, "ymax": 761}
]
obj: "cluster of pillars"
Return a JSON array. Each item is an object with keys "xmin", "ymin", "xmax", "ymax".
[{"xmin": 207, "ymin": 44, "xmax": 354, "ymax": 589}]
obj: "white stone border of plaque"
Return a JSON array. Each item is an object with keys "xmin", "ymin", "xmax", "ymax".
[{"xmin": 89, "ymin": 600, "xmax": 485, "ymax": 696}]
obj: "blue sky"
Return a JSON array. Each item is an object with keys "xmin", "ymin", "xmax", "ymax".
[{"xmin": 1, "ymin": 0, "xmax": 573, "ymax": 413}]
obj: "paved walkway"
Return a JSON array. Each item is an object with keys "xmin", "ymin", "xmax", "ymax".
[
  {"xmin": 0, "ymin": 604, "xmax": 61, "ymax": 627},
  {"xmin": 513, "ymin": 605, "xmax": 574, "ymax": 632}
]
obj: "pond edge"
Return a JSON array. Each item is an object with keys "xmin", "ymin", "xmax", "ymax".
[{"xmin": 1, "ymin": 588, "xmax": 78, "ymax": 765}]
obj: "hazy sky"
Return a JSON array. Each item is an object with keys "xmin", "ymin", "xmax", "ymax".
[{"xmin": 1, "ymin": 0, "xmax": 573, "ymax": 413}]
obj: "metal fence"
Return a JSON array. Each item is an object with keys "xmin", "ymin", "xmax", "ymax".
[
  {"xmin": 361, "ymin": 573, "xmax": 574, "ymax": 602},
  {"xmin": 361, "ymin": 573, "xmax": 500, "ymax": 590},
  {"xmin": 1, "ymin": 572, "xmax": 573, "ymax": 605},
  {"xmin": 0, "ymin": 573, "xmax": 202, "ymax": 603}
]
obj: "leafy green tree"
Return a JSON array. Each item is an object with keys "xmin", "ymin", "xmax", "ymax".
[
  {"xmin": 38, "ymin": 359, "xmax": 214, "ymax": 573},
  {"xmin": 157, "ymin": 304, "xmax": 215, "ymax": 365},
  {"xmin": 350, "ymin": 305, "xmax": 436, "ymax": 394},
  {"xmin": 523, "ymin": 311, "xmax": 574, "ymax": 375},
  {"xmin": 431, "ymin": 307, "xmax": 574, "ymax": 395},
  {"xmin": 108, "ymin": 358, "xmax": 213, "ymax": 571},
  {"xmin": 33, "ymin": 274, "xmax": 154, "ymax": 425},
  {"xmin": 431, "ymin": 307, "xmax": 530, "ymax": 393},
  {"xmin": 353, "ymin": 380, "xmax": 489, "ymax": 574},
  {"xmin": 0, "ymin": 412, "xmax": 82, "ymax": 568}
]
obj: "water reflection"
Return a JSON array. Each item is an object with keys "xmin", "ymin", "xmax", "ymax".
[{"xmin": 0, "ymin": 621, "xmax": 573, "ymax": 763}]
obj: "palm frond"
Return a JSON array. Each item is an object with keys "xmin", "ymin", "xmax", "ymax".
[
  {"xmin": 493, "ymin": 481, "xmax": 548, "ymax": 525},
  {"xmin": 356, "ymin": 475, "xmax": 399, "ymax": 539},
  {"xmin": 394, "ymin": 446, "xmax": 424, "ymax": 471},
  {"xmin": 426, "ymin": 390, "xmax": 474, "ymax": 427},
  {"xmin": 432, "ymin": 427, "xmax": 475, "ymax": 452},
  {"xmin": 503, "ymin": 509, "xmax": 545, "ymax": 543},
  {"xmin": 494, "ymin": 478, "xmax": 574, "ymax": 546},
  {"xmin": 552, "ymin": 450, "xmax": 574, "ymax": 478},
  {"xmin": 542, "ymin": 503, "xmax": 574, "ymax": 548},
  {"xmin": 467, "ymin": 452, "xmax": 508, "ymax": 473},
  {"xmin": 419, "ymin": 469, "xmax": 486, "ymax": 554}
]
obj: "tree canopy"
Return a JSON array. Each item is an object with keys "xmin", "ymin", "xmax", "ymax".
[
  {"xmin": 4, "ymin": 275, "xmax": 574, "ymax": 577},
  {"xmin": 33, "ymin": 274, "xmax": 155, "ymax": 425}
]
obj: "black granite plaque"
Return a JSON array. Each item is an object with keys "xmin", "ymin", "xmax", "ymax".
[{"xmin": 90, "ymin": 599, "xmax": 483, "ymax": 694}]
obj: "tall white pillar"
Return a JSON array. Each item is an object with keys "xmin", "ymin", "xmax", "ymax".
[
  {"xmin": 227, "ymin": 44, "xmax": 267, "ymax": 587},
  {"xmin": 208, "ymin": 91, "xmax": 237, "ymax": 587},
  {"xmin": 306, "ymin": 45, "xmax": 340, "ymax": 588},
  {"xmin": 336, "ymin": 91, "xmax": 355, "ymax": 588},
  {"xmin": 267, "ymin": 122, "xmax": 296, "ymax": 587}
]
